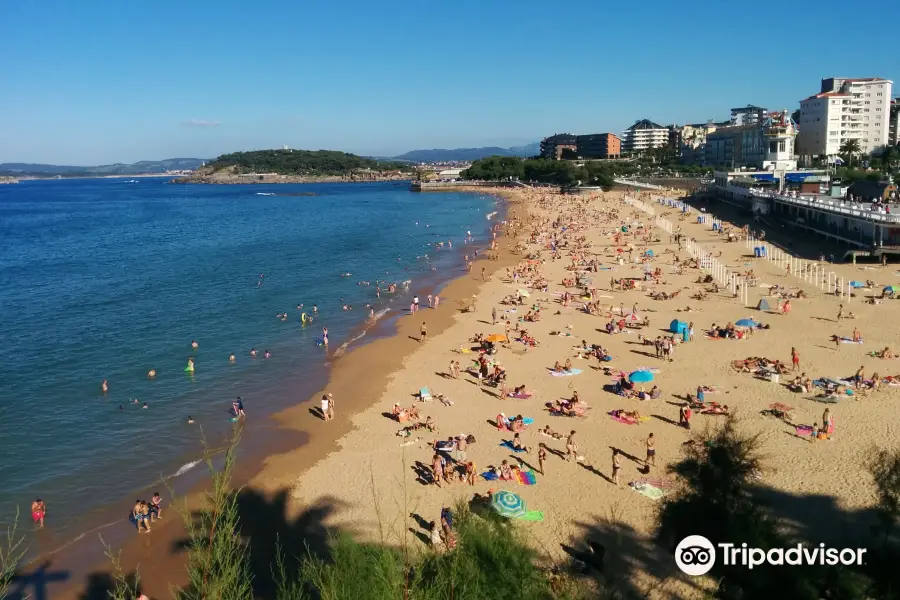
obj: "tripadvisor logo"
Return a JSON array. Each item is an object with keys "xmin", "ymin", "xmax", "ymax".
[{"xmin": 675, "ymin": 535, "xmax": 867, "ymax": 576}]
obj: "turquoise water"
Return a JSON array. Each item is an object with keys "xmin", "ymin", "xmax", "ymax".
[{"xmin": 0, "ymin": 177, "xmax": 498, "ymax": 539}]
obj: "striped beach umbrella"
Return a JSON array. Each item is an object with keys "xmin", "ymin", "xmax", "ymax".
[{"xmin": 490, "ymin": 490, "xmax": 527, "ymax": 519}]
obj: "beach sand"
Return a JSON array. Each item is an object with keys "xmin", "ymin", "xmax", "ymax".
[{"xmin": 51, "ymin": 187, "xmax": 900, "ymax": 598}]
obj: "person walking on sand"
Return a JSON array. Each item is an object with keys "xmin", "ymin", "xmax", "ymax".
[
  {"xmin": 611, "ymin": 449, "xmax": 621, "ymax": 486},
  {"xmin": 492, "ymin": 307, "xmax": 498, "ymax": 325},
  {"xmin": 837, "ymin": 303, "xmax": 844, "ymax": 321},
  {"xmin": 791, "ymin": 347, "xmax": 800, "ymax": 372},
  {"xmin": 855, "ymin": 365, "xmax": 865, "ymax": 388},
  {"xmin": 320, "ymin": 395, "xmax": 329, "ymax": 420},
  {"xmin": 822, "ymin": 407, "xmax": 832, "ymax": 434},
  {"xmin": 538, "ymin": 443, "xmax": 547, "ymax": 475},
  {"xmin": 420, "ymin": 322, "xmax": 427, "ymax": 342},
  {"xmin": 645, "ymin": 433, "xmax": 656, "ymax": 468},
  {"xmin": 565, "ymin": 430, "xmax": 578, "ymax": 462},
  {"xmin": 431, "ymin": 453, "xmax": 443, "ymax": 488},
  {"xmin": 326, "ymin": 393, "xmax": 335, "ymax": 421}
]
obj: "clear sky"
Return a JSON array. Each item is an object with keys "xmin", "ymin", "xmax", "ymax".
[{"xmin": 2, "ymin": 0, "xmax": 898, "ymax": 165}]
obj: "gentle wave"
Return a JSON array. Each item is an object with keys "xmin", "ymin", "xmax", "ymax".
[{"xmin": 172, "ymin": 459, "xmax": 202, "ymax": 478}]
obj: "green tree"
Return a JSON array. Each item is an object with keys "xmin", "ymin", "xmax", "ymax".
[{"xmin": 840, "ymin": 139, "xmax": 862, "ymax": 168}]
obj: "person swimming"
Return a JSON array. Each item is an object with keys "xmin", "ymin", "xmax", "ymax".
[
  {"xmin": 229, "ymin": 353, "xmax": 236, "ymax": 362},
  {"xmin": 250, "ymin": 348, "xmax": 257, "ymax": 357},
  {"xmin": 264, "ymin": 350, "xmax": 271, "ymax": 359},
  {"xmin": 191, "ymin": 340, "xmax": 199, "ymax": 350},
  {"xmin": 141, "ymin": 403, "xmax": 148, "ymax": 409},
  {"xmin": 101, "ymin": 379, "xmax": 109, "ymax": 394},
  {"xmin": 187, "ymin": 416, "xmax": 194, "ymax": 424},
  {"xmin": 186, "ymin": 357, "xmax": 195, "ymax": 372},
  {"xmin": 147, "ymin": 369, "xmax": 156, "ymax": 378}
]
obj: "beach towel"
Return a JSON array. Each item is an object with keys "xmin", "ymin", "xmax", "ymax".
[
  {"xmin": 840, "ymin": 338, "xmax": 863, "ymax": 344},
  {"xmin": 813, "ymin": 395, "xmax": 841, "ymax": 404},
  {"xmin": 500, "ymin": 441, "xmax": 528, "ymax": 453},
  {"xmin": 550, "ymin": 368, "xmax": 582, "ymax": 377},
  {"xmin": 419, "ymin": 387, "xmax": 432, "ymax": 400},
  {"xmin": 518, "ymin": 511, "xmax": 544, "ymax": 521},
  {"xmin": 509, "ymin": 393, "xmax": 532, "ymax": 399},
  {"xmin": 481, "ymin": 471, "xmax": 499, "ymax": 481},
  {"xmin": 608, "ymin": 411, "xmax": 646, "ymax": 425},
  {"xmin": 629, "ymin": 481, "xmax": 666, "ymax": 500},
  {"xmin": 515, "ymin": 470, "xmax": 537, "ymax": 486}
]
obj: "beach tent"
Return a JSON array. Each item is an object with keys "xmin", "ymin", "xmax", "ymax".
[
  {"xmin": 670, "ymin": 319, "xmax": 688, "ymax": 334},
  {"xmin": 756, "ymin": 298, "xmax": 771, "ymax": 311}
]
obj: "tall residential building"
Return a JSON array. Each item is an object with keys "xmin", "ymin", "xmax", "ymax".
[
  {"xmin": 575, "ymin": 133, "xmax": 621, "ymax": 159},
  {"xmin": 620, "ymin": 119, "xmax": 668, "ymax": 154},
  {"xmin": 889, "ymin": 98, "xmax": 900, "ymax": 147},
  {"xmin": 539, "ymin": 133, "xmax": 577, "ymax": 159},
  {"xmin": 730, "ymin": 105, "xmax": 767, "ymax": 126},
  {"xmin": 796, "ymin": 77, "xmax": 893, "ymax": 158}
]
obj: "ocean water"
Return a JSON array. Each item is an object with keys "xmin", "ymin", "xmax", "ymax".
[{"xmin": 0, "ymin": 177, "xmax": 498, "ymax": 541}]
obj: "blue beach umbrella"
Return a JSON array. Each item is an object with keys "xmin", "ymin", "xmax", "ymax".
[
  {"xmin": 849, "ymin": 281, "xmax": 866, "ymax": 288},
  {"xmin": 629, "ymin": 370, "xmax": 654, "ymax": 384},
  {"xmin": 735, "ymin": 318, "xmax": 758, "ymax": 328},
  {"xmin": 491, "ymin": 491, "xmax": 527, "ymax": 519}
]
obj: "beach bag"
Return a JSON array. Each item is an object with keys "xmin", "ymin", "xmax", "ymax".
[{"xmin": 466, "ymin": 434, "xmax": 476, "ymax": 444}]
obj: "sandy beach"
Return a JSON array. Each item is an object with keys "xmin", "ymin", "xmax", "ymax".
[
  {"xmin": 276, "ymin": 187, "xmax": 900, "ymax": 595},
  {"xmin": 49, "ymin": 185, "xmax": 900, "ymax": 598}
]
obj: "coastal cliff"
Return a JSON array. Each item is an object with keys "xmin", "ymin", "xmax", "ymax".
[{"xmin": 170, "ymin": 149, "xmax": 413, "ymax": 184}]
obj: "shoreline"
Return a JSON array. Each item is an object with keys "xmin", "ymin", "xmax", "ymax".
[{"xmin": 44, "ymin": 187, "xmax": 523, "ymax": 600}]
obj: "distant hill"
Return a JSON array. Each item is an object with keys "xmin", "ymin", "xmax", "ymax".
[
  {"xmin": 393, "ymin": 143, "xmax": 539, "ymax": 163},
  {"xmin": 0, "ymin": 158, "xmax": 207, "ymax": 177}
]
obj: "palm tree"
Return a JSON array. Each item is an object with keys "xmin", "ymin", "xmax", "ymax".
[{"xmin": 840, "ymin": 139, "xmax": 862, "ymax": 168}]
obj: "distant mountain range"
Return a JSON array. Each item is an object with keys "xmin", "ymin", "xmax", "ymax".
[
  {"xmin": 0, "ymin": 158, "xmax": 207, "ymax": 177},
  {"xmin": 392, "ymin": 142, "xmax": 540, "ymax": 163}
]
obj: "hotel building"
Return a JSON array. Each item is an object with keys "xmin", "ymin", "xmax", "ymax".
[
  {"xmin": 620, "ymin": 119, "xmax": 668, "ymax": 154},
  {"xmin": 575, "ymin": 133, "xmax": 621, "ymax": 159},
  {"xmin": 539, "ymin": 133, "xmax": 577, "ymax": 159},
  {"xmin": 796, "ymin": 77, "xmax": 893, "ymax": 159}
]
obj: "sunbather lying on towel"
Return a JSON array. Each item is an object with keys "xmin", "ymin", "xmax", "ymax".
[{"xmin": 701, "ymin": 404, "xmax": 729, "ymax": 415}]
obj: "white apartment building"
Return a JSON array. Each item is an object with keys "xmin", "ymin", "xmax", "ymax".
[
  {"xmin": 621, "ymin": 119, "xmax": 668, "ymax": 154},
  {"xmin": 796, "ymin": 77, "xmax": 893, "ymax": 158}
]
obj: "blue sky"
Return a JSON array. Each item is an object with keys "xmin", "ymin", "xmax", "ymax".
[{"xmin": 2, "ymin": 0, "xmax": 898, "ymax": 165}]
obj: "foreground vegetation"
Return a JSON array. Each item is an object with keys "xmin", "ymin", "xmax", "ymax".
[
  {"xmin": 203, "ymin": 150, "xmax": 410, "ymax": 176},
  {"xmin": 9, "ymin": 419, "xmax": 900, "ymax": 599}
]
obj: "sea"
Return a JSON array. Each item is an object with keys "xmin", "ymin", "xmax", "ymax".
[{"xmin": 0, "ymin": 177, "xmax": 500, "ymax": 551}]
